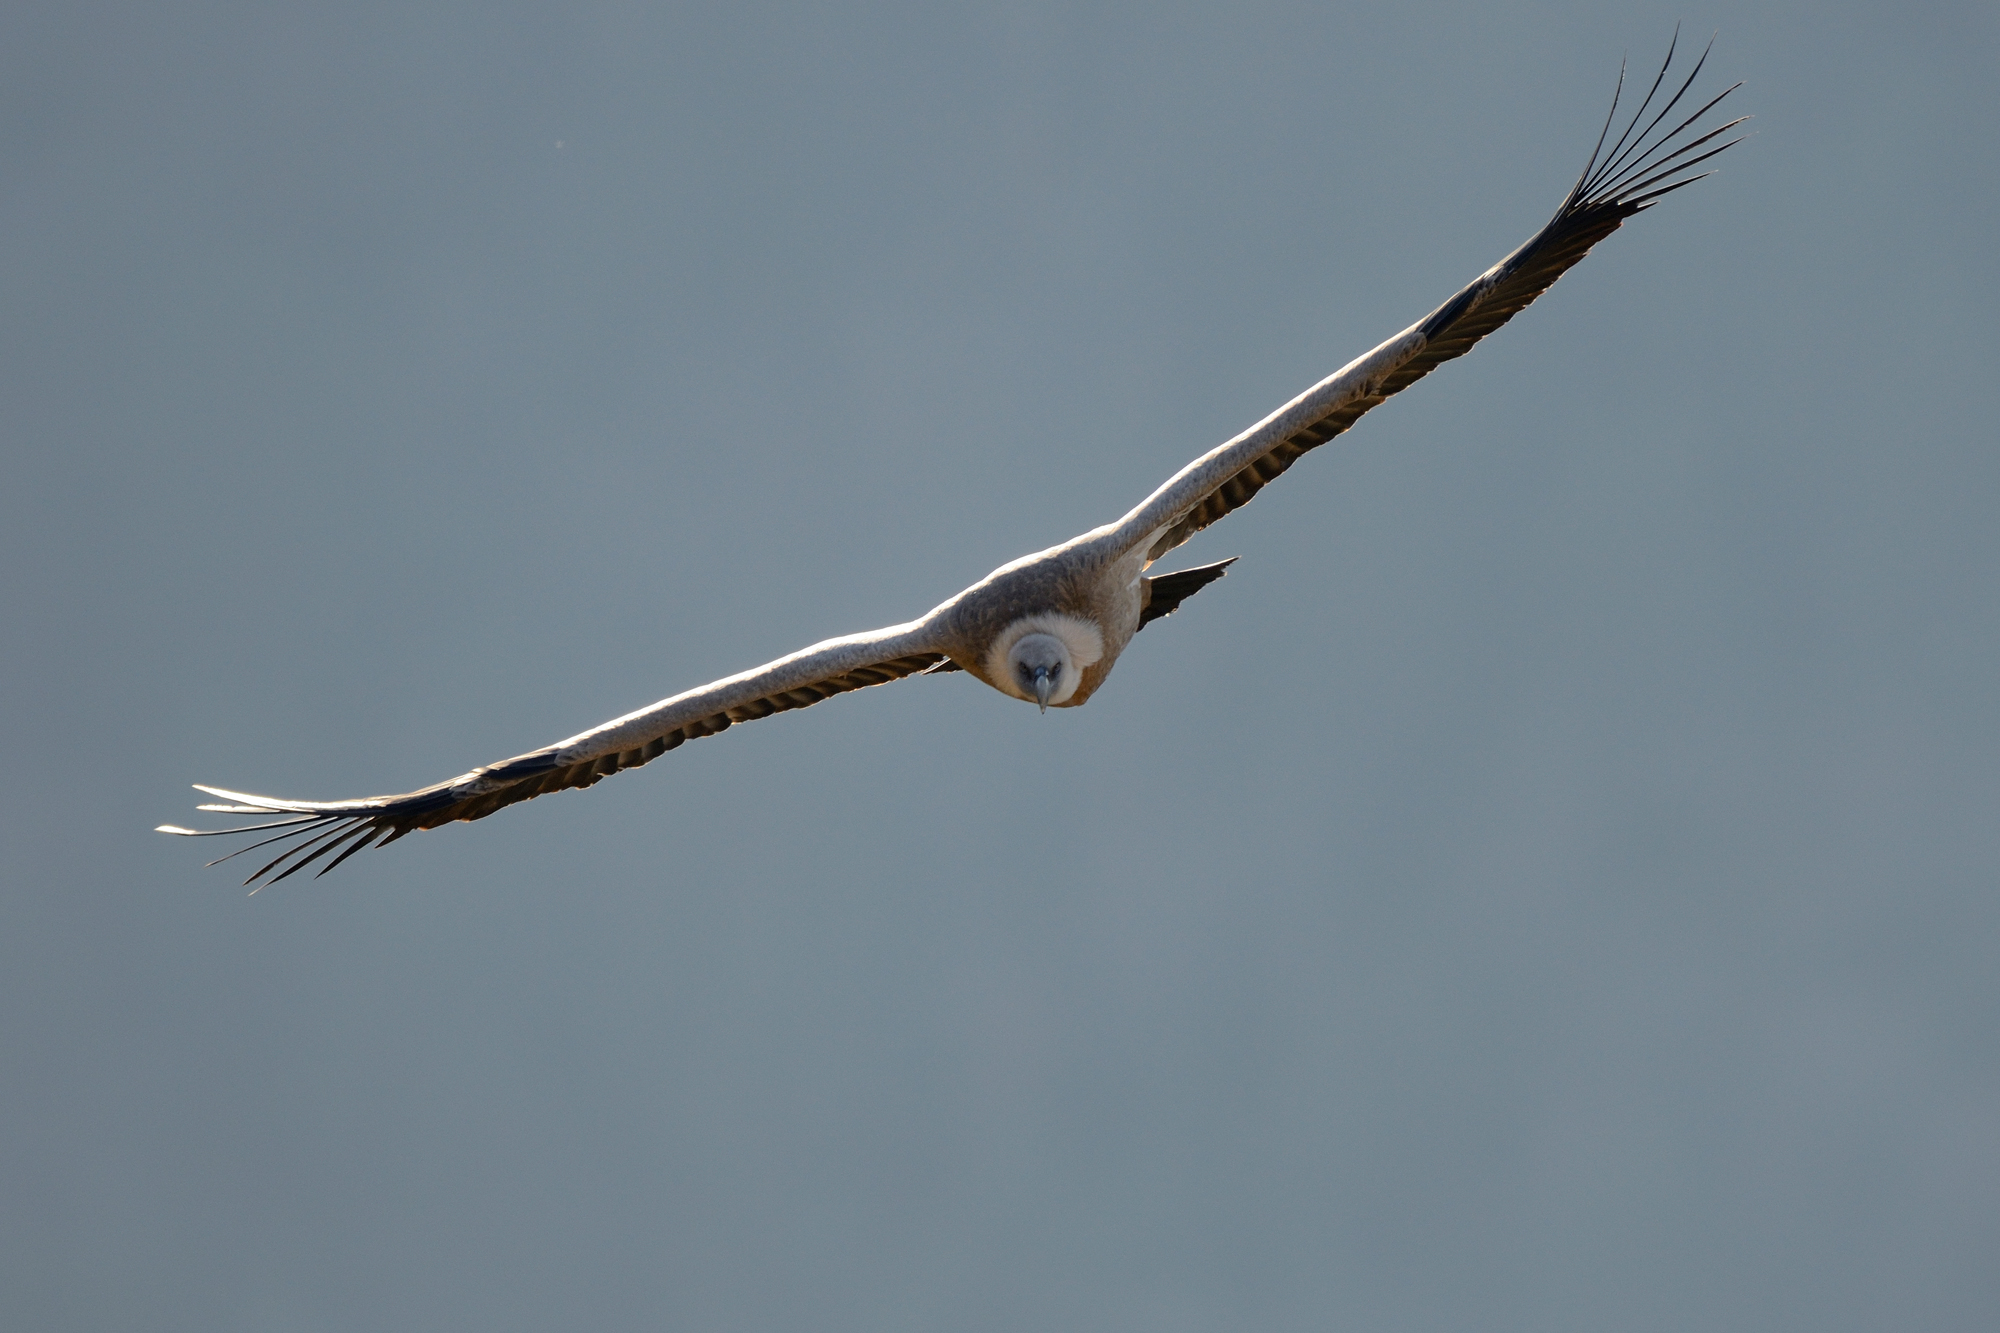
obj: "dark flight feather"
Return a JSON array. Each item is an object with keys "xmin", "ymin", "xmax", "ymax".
[
  {"xmin": 1144, "ymin": 34, "xmax": 1742, "ymax": 562},
  {"xmin": 1139, "ymin": 558, "xmax": 1238, "ymax": 629}
]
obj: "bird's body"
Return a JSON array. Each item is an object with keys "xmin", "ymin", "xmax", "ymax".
[
  {"xmin": 946, "ymin": 535, "xmax": 1140, "ymax": 706},
  {"xmin": 162, "ymin": 38, "xmax": 1743, "ymax": 886}
]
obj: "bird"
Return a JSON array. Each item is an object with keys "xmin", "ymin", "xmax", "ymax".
[{"xmin": 160, "ymin": 36, "xmax": 1743, "ymax": 888}]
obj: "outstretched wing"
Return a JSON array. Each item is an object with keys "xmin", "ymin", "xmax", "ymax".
[
  {"xmin": 1104, "ymin": 33, "xmax": 1744, "ymax": 564},
  {"xmin": 159, "ymin": 623, "xmax": 952, "ymax": 887}
]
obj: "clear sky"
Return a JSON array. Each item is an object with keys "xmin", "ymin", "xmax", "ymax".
[{"xmin": 5, "ymin": 3, "xmax": 1996, "ymax": 1329}]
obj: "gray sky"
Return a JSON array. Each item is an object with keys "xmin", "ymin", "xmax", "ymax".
[{"xmin": 5, "ymin": 3, "xmax": 1996, "ymax": 1329}]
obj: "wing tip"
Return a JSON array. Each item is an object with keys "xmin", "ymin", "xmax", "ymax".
[{"xmin": 1565, "ymin": 33, "xmax": 1743, "ymax": 221}]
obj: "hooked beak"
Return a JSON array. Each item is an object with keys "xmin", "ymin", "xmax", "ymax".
[{"xmin": 1033, "ymin": 665, "xmax": 1053, "ymax": 713}]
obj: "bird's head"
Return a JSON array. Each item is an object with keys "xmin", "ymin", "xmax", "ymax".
[
  {"xmin": 1008, "ymin": 633, "xmax": 1072, "ymax": 712},
  {"xmin": 988, "ymin": 613, "xmax": 1103, "ymax": 712}
]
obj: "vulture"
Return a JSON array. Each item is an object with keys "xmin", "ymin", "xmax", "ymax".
[{"xmin": 161, "ymin": 37, "xmax": 1743, "ymax": 886}]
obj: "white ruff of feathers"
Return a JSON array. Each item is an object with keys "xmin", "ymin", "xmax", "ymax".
[{"xmin": 986, "ymin": 613, "xmax": 1105, "ymax": 705}]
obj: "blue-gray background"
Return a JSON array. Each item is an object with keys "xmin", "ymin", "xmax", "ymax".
[{"xmin": 5, "ymin": 3, "xmax": 1995, "ymax": 1329}]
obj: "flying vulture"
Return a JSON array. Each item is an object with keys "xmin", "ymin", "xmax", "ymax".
[{"xmin": 161, "ymin": 37, "xmax": 1744, "ymax": 886}]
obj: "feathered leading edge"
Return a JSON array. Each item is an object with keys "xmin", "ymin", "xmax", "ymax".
[
  {"xmin": 1137, "ymin": 32, "xmax": 1744, "ymax": 561},
  {"xmin": 157, "ymin": 646, "xmax": 958, "ymax": 889}
]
